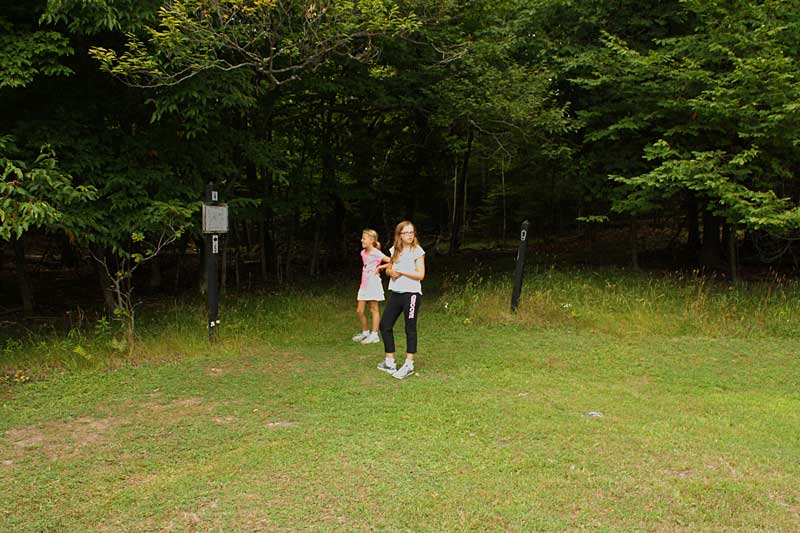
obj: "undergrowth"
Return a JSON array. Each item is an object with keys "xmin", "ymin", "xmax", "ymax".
[{"xmin": 2, "ymin": 266, "xmax": 799, "ymax": 380}]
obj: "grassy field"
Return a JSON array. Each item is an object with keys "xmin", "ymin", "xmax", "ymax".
[{"xmin": 2, "ymin": 265, "xmax": 800, "ymax": 530}]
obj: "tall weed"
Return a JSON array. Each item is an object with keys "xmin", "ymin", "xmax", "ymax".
[{"xmin": 441, "ymin": 266, "xmax": 800, "ymax": 338}]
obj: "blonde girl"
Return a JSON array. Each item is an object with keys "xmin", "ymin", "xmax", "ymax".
[
  {"xmin": 352, "ymin": 229, "xmax": 390, "ymax": 344},
  {"xmin": 376, "ymin": 221, "xmax": 425, "ymax": 379}
]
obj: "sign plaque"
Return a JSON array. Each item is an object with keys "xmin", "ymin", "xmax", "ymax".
[{"xmin": 202, "ymin": 204, "xmax": 229, "ymax": 234}]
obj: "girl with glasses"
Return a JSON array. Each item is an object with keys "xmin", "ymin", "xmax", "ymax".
[{"xmin": 376, "ymin": 221, "xmax": 426, "ymax": 379}]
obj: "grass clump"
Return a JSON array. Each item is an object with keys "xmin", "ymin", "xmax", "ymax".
[{"xmin": 442, "ymin": 266, "xmax": 800, "ymax": 338}]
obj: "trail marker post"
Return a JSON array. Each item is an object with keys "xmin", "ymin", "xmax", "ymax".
[
  {"xmin": 511, "ymin": 220, "xmax": 530, "ymax": 312},
  {"xmin": 202, "ymin": 182, "xmax": 228, "ymax": 342}
]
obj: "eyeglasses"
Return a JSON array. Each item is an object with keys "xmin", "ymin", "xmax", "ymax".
[{"xmin": 400, "ymin": 231, "xmax": 415, "ymax": 235}]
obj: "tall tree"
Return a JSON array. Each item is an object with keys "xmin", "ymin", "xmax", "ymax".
[
  {"xmin": 0, "ymin": 137, "xmax": 96, "ymax": 313},
  {"xmin": 579, "ymin": 0, "xmax": 800, "ymax": 271}
]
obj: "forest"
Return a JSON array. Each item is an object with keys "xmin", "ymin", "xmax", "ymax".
[
  {"xmin": 3, "ymin": 0, "xmax": 800, "ymax": 316},
  {"xmin": 4, "ymin": 3, "xmax": 800, "ymax": 529}
]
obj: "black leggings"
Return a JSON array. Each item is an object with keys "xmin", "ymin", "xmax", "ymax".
[{"xmin": 379, "ymin": 291, "xmax": 422, "ymax": 354}]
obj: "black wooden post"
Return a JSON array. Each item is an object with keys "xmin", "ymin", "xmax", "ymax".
[
  {"xmin": 511, "ymin": 220, "xmax": 530, "ymax": 312},
  {"xmin": 206, "ymin": 182, "xmax": 220, "ymax": 342}
]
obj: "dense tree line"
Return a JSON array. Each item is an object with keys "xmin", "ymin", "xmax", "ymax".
[{"xmin": 2, "ymin": 0, "xmax": 799, "ymax": 315}]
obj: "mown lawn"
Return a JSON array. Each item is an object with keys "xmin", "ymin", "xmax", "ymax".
[{"xmin": 2, "ymin": 268, "xmax": 800, "ymax": 530}]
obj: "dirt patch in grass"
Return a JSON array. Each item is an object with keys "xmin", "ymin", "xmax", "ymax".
[
  {"xmin": 202, "ymin": 351, "xmax": 302, "ymax": 378},
  {"xmin": 100, "ymin": 504, "xmax": 222, "ymax": 533},
  {"xmin": 768, "ymin": 492, "xmax": 800, "ymax": 519},
  {"xmin": 236, "ymin": 511, "xmax": 275, "ymax": 530},
  {"xmin": 144, "ymin": 498, "xmax": 223, "ymax": 532},
  {"xmin": 233, "ymin": 490, "xmax": 335, "ymax": 530},
  {"xmin": 122, "ymin": 396, "xmax": 217, "ymax": 425},
  {"xmin": 172, "ymin": 397, "xmax": 203, "ymax": 408},
  {"xmin": 124, "ymin": 471, "xmax": 161, "ymax": 488},
  {"xmin": 662, "ymin": 468, "xmax": 693, "ymax": 478},
  {"xmin": 2, "ymin": 396, "xmax": 220, "ymax": 463},
  {"xmin": 134, "ymin": 395, "xmax": 227, "ymax": 426},
  {"xmin": 626, "ymin": 375, "xmax": 654, "ymax": 386},
  {"xmin": 545, "ymin": 357, "xmax": 572, "ymax": 370},
  {"xmin": 6, "ymin": 427, "xmax": 45, "ymax": 448},
  {"xmin": 3, "ymin": 416, "xmax": 118, "ymax": 460},
  {"xmin": 266, "ymin": 420, "xmax": 299, "ymax": 428},
  {"xmin": 235, "ymin": 500, "xmax": 279, "ymax": 531}
]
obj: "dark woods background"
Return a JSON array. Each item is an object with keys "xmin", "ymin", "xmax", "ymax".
[{"xmin": 3, "ymin": 0, "xmax": 800, "ymax": 318}]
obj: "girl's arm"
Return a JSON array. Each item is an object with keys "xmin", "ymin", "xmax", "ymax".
[
  {"xmin": 376, "ymin": 252, "xmax": 392, "ymax": 271},
  {"xmin": 382, "ymin": 263, "xmax": 400, "ymax": 279},
  {"xmin": 393, "ymin": 255, "xmax": 425, "ymax": 281}
]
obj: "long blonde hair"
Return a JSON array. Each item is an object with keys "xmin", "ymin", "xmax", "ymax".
[
  {"xmin": 362, "ymin": 229, "xmax": 381, "ymax": 250},
  {"xmin": 391, "ymin": 220, "xmax": 419, "ymax": 262}
]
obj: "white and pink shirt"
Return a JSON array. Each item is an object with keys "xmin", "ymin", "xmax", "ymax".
[{"xmin": 360, "ymin": 248, "xmax": 385, "ymax": 288}]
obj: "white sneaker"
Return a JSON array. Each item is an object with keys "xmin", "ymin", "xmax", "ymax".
[
  {"xmin": 377, "ymin": 360, "xmax": 397, "ymax": 373},
  {"xmin": 360, "ymin": 332, "xmax": 380, "ymax": 344},
  {"xmin": 352, "ymin": 332, "xmax": 369, "ymax": 342},
  {"xmin": 392, "ymin": 363, "xmax": 414, "ymax": 379}
]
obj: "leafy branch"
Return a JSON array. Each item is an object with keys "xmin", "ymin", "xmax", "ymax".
[
  {"xmin": 90, "ymin": 0, "xmax": 423, "ymax": 88},
  {"xmin": 0, "ymin": 136, "xmax": 97, "ymax": 241}
]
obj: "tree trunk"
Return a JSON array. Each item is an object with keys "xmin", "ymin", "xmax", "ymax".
[
  {"xmin": 726, "ymin": 223, "xmax": 738, "ymax": 283},
  {"xmin": 449, "ymin": 125, "xmax": 473, "ymax": 255},
  {"xmin": 60, "ymin": 236, "xmax": 78, "ymax": 270},
  {"xmin": 234, "ymin": 247, "xmax": 240, "ymax": 292},
  {"xmin": 352, "ymin": 112, "xmax": 381, "ymax": 222},
  {"xmin": 148, "ymin": 257, "xmax": 162, "ymax": 289},
  {"xmin": 450, "ymin": 157, "xmax": 458, "ymax": 248},
  {"xmin": 11, "ymin": 235, "xmax": 34, "ymax": 315},
  {"xmin": 220, "ymin": 235, "xmax": 228, "ymax": 295},
  {"xmin": 258, "ymin": 111, "xmax": 277, "ymax": 283},
  {"xmin": 405, "ymin": 111, "xmax": 428, "ymax": 222},
  {"xmin": 285, "ymin": 245, "xmax": 293, "ymax": 281},
  {"xmin": 700, "ymin": 209, "xmax": 724, "ymax": 269},
  {"xmin": 630, "ymin": 218, "xmax": 640, "ymax": 270},
  {"xmin": 173, "ymin": 233, "xmax": 188, "ymax": 294},
  {"xmin": 244, "ymin": 221, "xmax": 253, "ymax": 249},
  {"xmin": 198, "ymin": 238, "xmax": 208, "ymax": 295},
  {"xmin": 232, "ymin": 225, "xmax": 241, "ymax": 292},
  {"xmin": 462, "ymin": 146, "xmax": 469, "ymax": 242},
  {"xmin": 91, "ymin": 245, "xmax": 116, "ymax": 315},
  {"xmin": 584, "ymin": 223, "xmax": 595, "ymax": 264},
  {"xmin": 0, "ymin": 242, "xmax": 4, "ymax": 297},
  {"xmin": 259, "ymin": 221, "xmax": 269, "ymax": 283},
  {"xmin": 228, "ymin": 224, "xmax": 239, "ymax": 292},
  {"xmin": 501, "ymin": 164, "xmax": 507, "ymax": 243},
  {"xmin": 285, "ymin": 209, "xmax": 298, "ymax": 282},
  {"xmin": 309, "ymin": 216, "xmax": 322, "ymax": 277},
  {"xmin": 686, "ymin": 194, "xmax": 700, "ymax": 261},
  {"xmin": 315, "ymin": 94, "xmax": 337, "ymax": 272}
]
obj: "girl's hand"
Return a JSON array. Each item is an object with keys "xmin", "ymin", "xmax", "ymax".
[
  {"xmin": 386, "ymin": 267, "xmax": 400, "ymax": 280},
  {"xmin": 377, "ymin": 263, "xmax": 390, "ymax": 272}
]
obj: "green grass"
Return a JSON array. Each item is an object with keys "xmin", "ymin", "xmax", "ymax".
[{"xmin": 2, "ymin": 267, "xmax": 800, "ymax": 530}]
